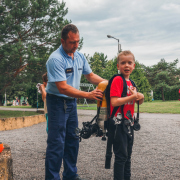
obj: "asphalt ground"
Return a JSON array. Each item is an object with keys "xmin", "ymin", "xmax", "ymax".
[{"xmin": 0, "ymin": 110, "xmax": 180, "ymax": 180}]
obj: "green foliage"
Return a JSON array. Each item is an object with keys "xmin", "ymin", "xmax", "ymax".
[
  {"xmin": 164, "ymin": 88, "xmax": 179, "ymax": 100},
  {"xmin": 88, "ymin": 52, "xmax": 108, "ymax": 78},
  {"xmin": 26, "ymin": 86, "xmax": 43, "ymax": 108},
  {"xmin": 89, "ymin": 52, "xmax": 108, "ymax": 68},
  {"xmin": 103, "ymin": 58, "xmax": 118, "ymax": 80},
  {"xmin": 130, "ymin": 61, "xmax": 151, "ymax": 102},
  {"xmin": 154, "ymin": 88, "xmax": 179, "ymax": 100},
  {"xmin": 80, "ymin": 54, "xmax": 91, "ymax": 84},
  {"xmin": 144, "ymin": 59, "xmax": 180, "ymax": 101},
  {"xmin": 90, "ymin": 52, "xmax": 103, "ymax": 77},
  {"xmin": 0, "ymin": 0, "xmax": 72, "ymax": 105},
  {"xmin": 81, "ymin": 53, "xmax": 151, "ymax": 102},
  {"xmin": 81, "ymin": 52, "xmax": 118, "ymax": 82}
]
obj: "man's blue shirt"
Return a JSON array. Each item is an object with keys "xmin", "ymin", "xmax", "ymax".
[{"xmin": 46, "ymin": 45, "xmax": 92, "ymax": 97}]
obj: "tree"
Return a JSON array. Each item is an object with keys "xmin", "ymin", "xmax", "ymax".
[
  {"xmin": 0, "ymin": 0, "xmax": 73, "ymax": 105},
  {"xmin": 89, "ymin": 52, "xmax": 108, "ymax": 68},
  {"xmin": 26, "ymin": 86, "xmax": 43, "ymax": 108},
  {"xmin": 89, "ymin": 52, "xmax": 104, "ymax": 77},
  {"xmin": 130, "ymin": 61, "xmax": 151, "ymax": 102},
  {"xmin": 81, "ymin": 52, "xmax": 109, "ymax": 84},
  {"xmin": 103, "ymin": 58, "xmax": 118, "ymax": 80},
  {"xmin": 144, "ymin": 59, "xmax": 180, "ymax": 101},
  {"xmin": 103, "ymin": 58, "xmax": 151, "ymax": 101}
]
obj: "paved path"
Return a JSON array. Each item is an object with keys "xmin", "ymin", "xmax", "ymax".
[
  {"xmin": 0, "ymin": 107, "xmax": 43, "ymax": 111},
  {"xmin": 0, "ymin": 110, "xmax": 180, "ymax": 180}
]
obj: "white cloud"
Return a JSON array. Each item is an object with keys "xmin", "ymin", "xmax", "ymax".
[
  {"xmin": 161, "ymin": 3, "xmax": 180, "ymax": 12},
  {"xmin": 62, "ymin": 0, "xmax": 180, "ymax": 67}
]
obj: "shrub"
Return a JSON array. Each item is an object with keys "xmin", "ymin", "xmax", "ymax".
[{"xmin": 27, "ymin": 86, "xmax": 44, "ymax": 108}]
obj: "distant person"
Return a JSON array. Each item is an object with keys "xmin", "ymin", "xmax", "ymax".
[
  {"xmin": 109, "ymin": 50, "xmax": 144, "ymax": 180},
  {"xmin": 179, "ymin": 89, "xmax": 180, "ymax": 101},
  {"xmin": 16, "ymin": 97, "xmax": 19, "ymax": 106},
  {"xmin": 45, "ymin": 24, "xmax": 105, "ymax": 180},
  {"xmin": 40, "ymin": 72, "xmax": 48, "ymax": 133}
]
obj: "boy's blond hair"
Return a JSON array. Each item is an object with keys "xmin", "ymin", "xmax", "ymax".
[{"xmin": 117, "ymin": 50, "xmax": 135, "ymax": 64}]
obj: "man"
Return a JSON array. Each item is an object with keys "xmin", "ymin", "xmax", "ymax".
[{"xmin": 45, "ymin": 24, "xmax": 105, "ymax": 180}]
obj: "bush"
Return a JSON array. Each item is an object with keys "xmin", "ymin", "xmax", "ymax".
[
  {"xmin": 164, "ymin": 88, "xmax": 179, "ymax": 100},
  {"xmin": 27, "ymin": 86, "xmax": 44, "ymax": 108},
  {"xmin": 154, "ymin": 88, "xmax": 179, "ymax": 101}
]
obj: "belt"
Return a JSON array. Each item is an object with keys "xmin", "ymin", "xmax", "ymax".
[{"xmin": 47, "ymin": 93, "xmax": 75, "ymax": 100}]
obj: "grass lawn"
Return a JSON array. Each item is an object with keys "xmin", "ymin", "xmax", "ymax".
[
  {"xmin": 77, "ymin": 100, "xmax": 180, "ymax": 114},
  {"xmin": 135, "ymin": 100, "xmax": 180, "ymax": 114},
  {"xmin": 0, "ymin": 110, "xmax": 40, "ymax": 119},
  {"xmin": 1, "ymin": 100, "xmax": 179, "ymax": 118},
  {"xmin": 0, "ymin": 105, "xmax": 32, "ymax": 108},
  {"xmin": 77, "ymin": 104, "xmax": 97, "ymax": 110}
]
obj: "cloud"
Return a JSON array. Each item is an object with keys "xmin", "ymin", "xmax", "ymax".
[
  {"xmin": 62, "ymin": 0, "xmax": 180, "ymax": 67},
  {"xmin": 161, "ymin": 3, "xmax": 180, "ymax": 12}
]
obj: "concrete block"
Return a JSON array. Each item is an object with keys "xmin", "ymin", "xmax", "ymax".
[{"xmin": 0, "ymin": 144, "xmax": 13, "ymax": 180}]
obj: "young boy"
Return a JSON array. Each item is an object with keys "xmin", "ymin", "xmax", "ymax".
[
  {"xmin": 110, "ymin": 50, "xmax": 144, "ymax": 180},
  {"xmin": 40, "ymin": 72, "xmax": 48, "ymax": 133}
]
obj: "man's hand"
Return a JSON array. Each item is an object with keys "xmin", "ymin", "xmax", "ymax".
[{"xmin": 88, "ymin": 87, "xmax": 103, "ymax": 100}]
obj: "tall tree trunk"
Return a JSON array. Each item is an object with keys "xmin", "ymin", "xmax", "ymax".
[
  {"xmin": 0, "ymin": 94, "xmax": 3, "ymax": 106},
  {"xmin": 161, "ymin": 87, "xmax": 165, "ymax": 101},
  {"xmin": 18, "ymin": 95, "xmax": 21, "ymax": 106}
]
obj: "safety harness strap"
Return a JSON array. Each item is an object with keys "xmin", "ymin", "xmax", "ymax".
[{"xmin": 105, "ymin": 74, "xmax": 138, "ymax": 169}]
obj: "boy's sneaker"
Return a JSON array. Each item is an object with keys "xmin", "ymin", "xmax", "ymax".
[
  {"xmin": 74, "ymin": 175, "xmax": 87, "ymax": 180},
  {"xmin": 124, "ymin": 177, "xmax": 131, "ymax": 180}
]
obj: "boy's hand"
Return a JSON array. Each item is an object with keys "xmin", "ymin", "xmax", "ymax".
[
  {"xmin": 128, "ymin": 87, "xmax": 138, "ymax": 99},
  {"xmin": 136, "ymin": 93, "xmax": 144, "ymax": 101},
  {"xmin": 136, "ymin": 92, "xmax": 144, "ymax": 105}
]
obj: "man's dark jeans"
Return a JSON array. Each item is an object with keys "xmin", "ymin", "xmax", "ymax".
[{"xmin": 45, "ymin": 94, "xmax": 79, "ymax": 180}]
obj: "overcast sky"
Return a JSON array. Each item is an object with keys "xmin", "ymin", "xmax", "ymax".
[{"xmin": 63, "ymin": 0, "xmax": 180, "ymax": 67}]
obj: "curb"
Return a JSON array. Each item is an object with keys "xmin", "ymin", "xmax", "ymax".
[{"xmin": 0, "ymin": 114, "xmax": 46, "ymax": 131}]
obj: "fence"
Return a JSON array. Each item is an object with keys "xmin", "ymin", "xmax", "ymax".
[{"xmin": 78, "ymin": 83, "xmax": 96, "ymax": 107}]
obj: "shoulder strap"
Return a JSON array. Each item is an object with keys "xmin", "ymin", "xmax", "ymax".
[
  {"xmin": 129, "ymin": 78, "xmax": 138, "ymax": 92},
  {"xmin": 105, "ymin": 74, "xmax": 127, "ymax": 118},
  {"xmin": 105, "ymin": 74, "xmax": 118, "ymax": 118},
  {"xmin": 107, "ymin": 75, "xmax": 138, "ymax": 119},
  {"xmin": 119, "ymin": 74, "xmax": 127, "ymax": 118},
  {"xmin": 111, "ymin": 74, "xmax": 127, "ymax": 118},
  {"xmin": 129, "ymin": 78, "xmax": 140, "ymax": 119}
]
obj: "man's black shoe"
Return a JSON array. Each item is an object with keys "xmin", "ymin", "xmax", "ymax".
[{"xmin": 74, "ymin": 175, "xmax": 87, "ymax": 180}]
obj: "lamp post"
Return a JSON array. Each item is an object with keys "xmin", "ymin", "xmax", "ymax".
[
  {"xmin": 107, "ymin": 35, "xmax": 122, "ymax": 73},
  {"xmin": 37, "ymin": 89, "xmax": 38, "ymax": 111},
  {"xmin": 107, "ymin": 35, "xmax": 122, "ymax": 54},
  {"xmin": 4, "ymin": 89, "xmax": 7, "ymax": 106}
]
